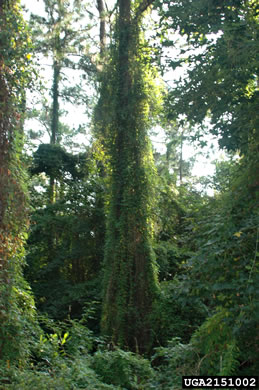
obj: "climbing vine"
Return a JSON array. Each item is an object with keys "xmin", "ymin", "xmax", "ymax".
[
  {"xmin": 0, "ymin": 0, "xmax": 36, "ymax": 362},
  {"xmin": 97, "ymin": 0, "xmax": 162, "ymax": 353}
]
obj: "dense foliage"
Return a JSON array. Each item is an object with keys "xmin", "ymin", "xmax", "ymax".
[
  {"xmin": 0, "ymin": 0, "xmax": 37, "ymax": 363},
  {"xmin": 0, "ymin": 0, "xmax": 258, "ymax": 388},
  {"xmin": 156, "ymin": 0, "xmax": 259, "ymax": 154}
]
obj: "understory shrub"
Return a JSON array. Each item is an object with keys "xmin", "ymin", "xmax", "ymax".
[
  {"xmin": 0, "ymin": 316, "xmax": 155, "ymax": 390},
  {"xmin": 91, "ymin": 348, "xmax": 154, "ymax": 389},
  {"xmin": 151, "ymin": 307, "xmax": 242, "ymax": 389}
]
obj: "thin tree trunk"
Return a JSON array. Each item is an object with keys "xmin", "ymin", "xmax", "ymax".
[
  {"xmin": 179, "ymin": 129, "xmax": 183, "ymax": 184},
  {"xmin": 51, "ymin": 60, "xmax": 60, "ymax": 145},
  {"xmin": 49, "ymin": 60, "xmax": 60, "ymax": 203},
  {"xmin": 97, "ymin": 0, "xmax": 106, "ymax": 55}
]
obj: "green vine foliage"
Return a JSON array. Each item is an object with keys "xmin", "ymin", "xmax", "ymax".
[
  {"xmin": 91, "ymin": 348, "xmax": 154, "ymax": 389},
  {"xmin": 152, "ymin": 309, "xmax": 240, "ymax": 389},
  {"xmin": 0, "ymin": 0, "xmax": 37, "ymax": 363},
  {"xmin": 95, "ymin": 0, "xmax": 163, "ymax": 353},
  {"xmin": 154, "ymin": 0, "xmax": 259, "ymax": 376},
  {"xmin": 166, "ymin": 152, "xmax": 259, "ymax": 376}
]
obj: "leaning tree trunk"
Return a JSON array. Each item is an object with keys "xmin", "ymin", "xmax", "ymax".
[{"xmin": 101, "ymin": 0, "xmax": 158, "ymax": 354}]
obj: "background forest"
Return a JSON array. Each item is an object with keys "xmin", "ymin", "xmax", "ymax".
[{"xmin": 0, "ymin": 0, "xmax": 258, "ymax": 388}]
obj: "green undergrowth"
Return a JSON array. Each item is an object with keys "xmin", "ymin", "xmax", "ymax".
[{"xmin": 0, "ymin": 315, "xmax": 156, "ymax": 390}]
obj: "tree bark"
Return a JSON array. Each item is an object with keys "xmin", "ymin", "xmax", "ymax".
[{"xmin": 50, "ymin": 60, "xmax": 60, "ymax": 145}]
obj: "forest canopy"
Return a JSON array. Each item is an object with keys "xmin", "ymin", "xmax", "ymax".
[{"xmin": 0, "ymin": 0, "xmax": 258, "ymax": 388}]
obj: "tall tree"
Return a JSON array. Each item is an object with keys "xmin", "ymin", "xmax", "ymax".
[
  {"xmin": 99, "ymin": 0, "xmax": 160, "ymax": 353},
  {"xmin": 0, "ymin": 0, "xmax": 35, "ymax": 362}
]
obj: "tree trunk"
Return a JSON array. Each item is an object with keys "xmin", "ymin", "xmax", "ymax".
[
  {"xmin": 97, "ymin": 0, "xmax": 106, "ymax": 56},
  {"xmin": 51, "ymin": 60, "xmax": 60, "ymax": 145},
  {"xmin": 0, "ymin": 0, "xmax": 30, "ymax": 361},
  {"xmin": 101, "ymin": 0, "xmax": 158, "ymax": 354},
  {"xmin": 179, "ymin": 129, "xmax": 183, "ymax": 184},
  {"xmin": 48, "ymin": 61, "xmax": 61, "ymax": 203}
]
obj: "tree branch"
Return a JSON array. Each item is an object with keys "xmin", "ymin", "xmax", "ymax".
[{"xmin": 134, "ymin": 0, "xmax": 156, "ymax": 20}]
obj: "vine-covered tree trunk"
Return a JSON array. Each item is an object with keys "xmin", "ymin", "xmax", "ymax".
[
  {"xmin": 101, "ymin": 0, "xmax": 158, "ymax": 353},
  {"xmin": 0, "ymin": 0, "xmax": 34, "ymax": 362}
]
